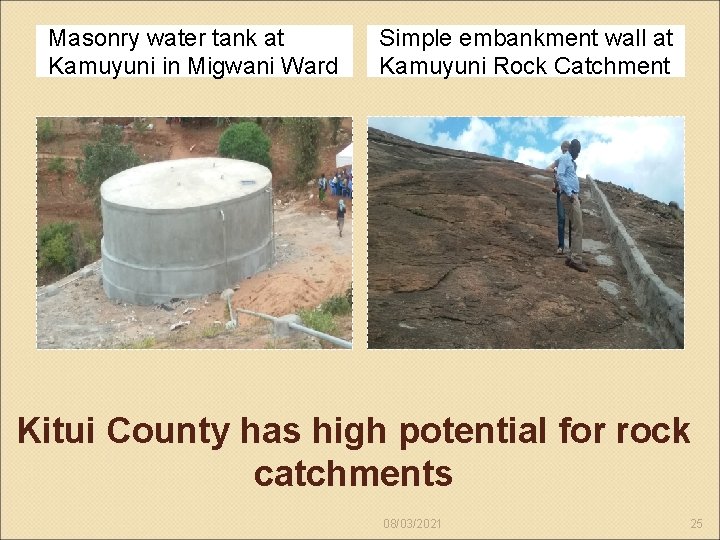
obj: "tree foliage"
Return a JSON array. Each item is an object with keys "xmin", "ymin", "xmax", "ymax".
[
  {"xmin": 48, "ymin": 156, "xmax": 66, "ymax": 176},
  {"xmin": 38, "ymin": 222, "xmax": 76, "ymax": 273},
  {"xmin": 286, "ymin": 118, "xmax": 321, "ymax": 186},
  {"xmin": 37, "ymin": 221, "xmax": 97, "ymax": 276},
  {"xmin": 329, "ymin": 117, "xmax": 342, "ymax": 144},
  {"xmin": 76, "ymin": 125, "xmax": 141, "ymax": 214},
  {"xmin": 48, "ymin": 156, "xmax": 67, "ymax": 195},
  {"xmin": 218, "ymin": 122, "xmax": 272, "ymax": 167},
  {"xmin": 37, "ymin": 118, "xmax": 57, "ymax": 143}
]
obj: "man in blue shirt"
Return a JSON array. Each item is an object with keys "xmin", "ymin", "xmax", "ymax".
[
  {"xmin": 556, "ymin": 139, "xmax": 588, "ymax": 272},
  {"xmin": 546, "ymin": 140, "xmax": 570, "ymax": 255}
]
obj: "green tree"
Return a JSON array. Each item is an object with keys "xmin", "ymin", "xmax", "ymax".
[
  {"xmin": 132, "ymin": 117, "xmax": 150, "ymax": 133},
  {"xmin": 76, "ymin": 125, "xmax": 141, "ymax": 215},
  {"xmin": 37, "ymin": 221, "xmax": 97, "ymax": 276},
  {"xmin": 37, "ymin": 118, "xmax": 57, "ymax": 143},
  {"xmin": 47, "ymin": 156, "xmax": 67, "ymax": 195},
  {"xmin": 286, "ymin": 118, "xmax": 321, "ymax": 186},
  {"xmin": 218, "ymin": 122, "xmax": 272, "ymax": 167},
  {"xmin": 37, "ymin": 222, "xmax": 77, "ymax": 274},
  {"xmin": 329, "ymin": 117, "xmax": 342, "ymax": 144}
]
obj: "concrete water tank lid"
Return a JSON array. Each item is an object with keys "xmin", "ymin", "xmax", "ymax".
[{"xmin": 101, "ymin": 158, "xmax": 272, "ymax": 210}]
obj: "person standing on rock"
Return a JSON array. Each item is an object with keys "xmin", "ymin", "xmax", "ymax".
[
  {"xmin": 337, "ymin": 199, "xmax": 347, "ymax": 237},
  {"xmin": 556, "ymin": 139, "xmax": 588, "ymax": 272},
  {"xmin": 547, "ymin": 140, "xmax": 570, "ymax": 255}
]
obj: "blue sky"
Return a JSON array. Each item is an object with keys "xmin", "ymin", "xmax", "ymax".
[{"xmin": 368, "ymin": 117, "xmax": 685, "ymax": 208}]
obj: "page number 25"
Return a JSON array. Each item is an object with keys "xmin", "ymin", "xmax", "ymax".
[{"xmin": 690, "ymin": 519, "xmax": 703, "ymax": 529}]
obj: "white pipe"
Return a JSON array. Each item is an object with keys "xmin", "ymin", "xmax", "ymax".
[{"xmin": 235, "ymin": 307, "xmax": 352, "ymax": 348}]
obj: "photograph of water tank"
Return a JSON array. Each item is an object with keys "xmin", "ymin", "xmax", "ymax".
[{"xmin": 36, "ymin": 117, "xmax": 353, "ymax": 350}]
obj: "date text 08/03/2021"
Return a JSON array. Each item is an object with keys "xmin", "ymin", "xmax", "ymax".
[{"xmin": 384, "ymin": 518, "xmax": 441, "ymax": 529}]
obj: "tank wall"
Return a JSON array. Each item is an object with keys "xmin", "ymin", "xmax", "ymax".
[
  {"xmin": 225, "ymin": 189, "xmax": 274, "ymax": 255},
  {"xmin": 102, "ymin": 188, "xmax": 271, "ymax": 266},
  {"xmin": 101, "ymin": 187, "xmax": 273, "ymax": 305}
]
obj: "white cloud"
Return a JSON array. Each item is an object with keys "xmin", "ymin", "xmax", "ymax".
[
  {"xmin": 502, "ymin": 142, "xmax": 514, "ymax": 159},
  {"xmin": 515, "ymin": 146, "xmax": 556, "ymax": 170},
  {"xmin": 434, "ymin": 117, "xmax": 496, "ymax": 153},
  {"xmin": 552, "ymin": 117, "xmax": 684, "ymax": 206},
  {"xmin": 526, "ymin": 134, "xmax": 537, "ymax": 145},
  {"xmin": 495, "ymin": 117, "xmax": 512, "ymax": 130},
  {"xmin": 369, "ymin": 117, "xmax": 496, "ymax": 154},
  {"xmin": 495, "ymin": 117, "xmax": 550, "ymax": 136},
  {"xmin": 521, "ymin": 117, "xmax": 550, "ymax": 133}
]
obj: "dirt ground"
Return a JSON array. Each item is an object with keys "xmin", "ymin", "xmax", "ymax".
[
  {"xmin": 37, "ymin": 199, "xmax": 352, "ymax": 349},
  {"xmin": 36, "ymin": 117, "xmax": 353, "ymax": 348},
  {"xmin": 367, "ymin": 128, "xmax": 682, "ymax": 349}
]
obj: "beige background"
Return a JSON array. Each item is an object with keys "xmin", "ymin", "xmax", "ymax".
[{"xmin": 2, "ymin": 1, "xmax": 718, "ymax": 538}]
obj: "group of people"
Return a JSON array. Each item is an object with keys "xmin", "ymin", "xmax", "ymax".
[
  {"xmin": 317, "ymin": 168, "xmax": 351, "ymax": 238},
  {"xmin": 546, "ymin": 139, "xmax": 587, "ymax": 273},
  {"xmin": 317, "ymin": 168, "xmax": 353, "ymax": 203}
]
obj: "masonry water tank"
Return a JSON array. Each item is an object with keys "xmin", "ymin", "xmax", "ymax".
[{"xmin": 100, "ymin": 157, "xmax": 274, "ymax": 305}]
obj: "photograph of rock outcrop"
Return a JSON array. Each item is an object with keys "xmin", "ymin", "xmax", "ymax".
[{"xmin": 368, "ymin": 117, "xmax": 684, "ymax": 349}]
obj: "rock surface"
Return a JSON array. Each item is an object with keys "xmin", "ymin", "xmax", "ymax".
[{"xmin": 368, "ymin": 128, "xmax": 669, "ymax": 349}]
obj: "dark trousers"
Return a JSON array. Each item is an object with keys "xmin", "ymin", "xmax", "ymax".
[{"xmin": 556, "ymin": 192, "xmax": 566, "ymax": 248}]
